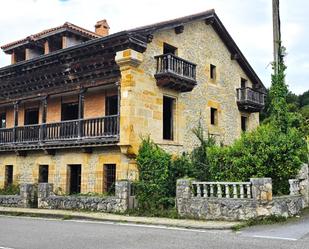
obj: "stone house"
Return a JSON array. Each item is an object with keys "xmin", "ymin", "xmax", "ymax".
[{"xmin": 0, "ymin": 10, "xmax": 265, "ymax": 194}]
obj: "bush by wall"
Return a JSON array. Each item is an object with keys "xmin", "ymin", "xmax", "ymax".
[{"xmin": 207, "ymin": 124, "xmax": 307, "ymax": 194}]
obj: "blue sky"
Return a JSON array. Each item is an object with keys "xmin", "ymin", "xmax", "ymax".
[{"xmin": 0, "ymin": 0, "xmax": 307, "ymax": 94}]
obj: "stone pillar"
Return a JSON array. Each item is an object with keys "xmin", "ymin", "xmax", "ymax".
[
  {"xmin": 38, "ymin": 183, "xmax": 53, "ymax": 208},
  {"xmin": 115, "ymin": 180, "xmax": 130, "ymax": 211},
  {"xmin": 250, "ymin": 178, "xmax": 272, "ymax": 201},
  {"xmin": 176, "ymin": 179, "xmax": 192, "ymax": 217},
  {"xmin": 297, "ymin": 164, "xmax": 309, "ymax": 207},
  {"xmin": 19, "ymin": 183, "xmax": 36, "ymax": 208},
  {"xmin": 176, "ymin": 179, "xmax": 192, "ymax": 199},
  {"xmin": 115, "ymin": 49, "xmax": 144, "ymax": 156}
]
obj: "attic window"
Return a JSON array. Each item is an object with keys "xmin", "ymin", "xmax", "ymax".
[
  {"xmin": 49, "ymin": 37, "xmax": 63, "ymax": 52},
  {"xmin": 14, "ymin": 49, "xmax": 25, "ymax": 63}
]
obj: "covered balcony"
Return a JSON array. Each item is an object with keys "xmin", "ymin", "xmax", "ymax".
[
  {"xmin": 236, "ymin": 87, "xmax": 265, "ymax": 112},
  {"xmin": 154, "ymin": 53, "xmax": 197, "ymax": 92},
  {"xmin": 0, "ymin": 86, "xmax": 120, "ymax": 152}
]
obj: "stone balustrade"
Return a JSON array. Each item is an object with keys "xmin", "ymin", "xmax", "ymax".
[
  {"xmin": 177, "ymin": 177, "xmax": 305, "ymax": 220},
  {"xmin": 192, "ymin": 181, "xmax": 252, "ymax": 199}
]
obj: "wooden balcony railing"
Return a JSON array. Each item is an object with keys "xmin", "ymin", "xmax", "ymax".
[
  {"xmin": 0, "ymin": 115, "xmax": 119, "ymax": 146},
  {"xmin": 155, "ymin": 53, "xmax": 197, "ymax": 81},
  {"xmin": 154, "ymin": 53, "xmax": 197, "ymax": 92},
  {"xmin": 236, "ymin": 87, "xmax": 265, "ymax": 112}
]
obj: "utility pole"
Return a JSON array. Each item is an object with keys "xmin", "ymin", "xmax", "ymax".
[{"xmin": 272, "ymin": 0, "xmax": 281, "ymax": 74}]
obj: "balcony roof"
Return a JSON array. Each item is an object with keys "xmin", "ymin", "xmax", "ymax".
[{"xmin": 1, "ymin": 22, "xmax": 101, "ymax": 53}]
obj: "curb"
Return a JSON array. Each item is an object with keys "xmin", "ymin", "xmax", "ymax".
[{"xmin": 0, "ymin": 209, "xmax": 241, "ymax": 231}]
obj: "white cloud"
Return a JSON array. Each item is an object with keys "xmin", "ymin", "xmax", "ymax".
[{"xmin": 0, "ymin": 0, "xmax": 307, "ymax": 94}]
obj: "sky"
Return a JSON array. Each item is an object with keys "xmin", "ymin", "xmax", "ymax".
[{"xmin": 0, "ymin": 0, "xmax": 308, "ymax": 94}]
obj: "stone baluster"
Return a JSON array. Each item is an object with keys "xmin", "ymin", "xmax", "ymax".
[
  {"xmin": 240, "ymin": 184, "xmax": 244, "ymax": 199},
  {"xmin": 197, "ymin": 184, "xmax": 201, "ymax": 197},
  {"xmin": 210, "ymin": 184, "xmax": 214, "ymax": 197},
  {"xmin": 225, "ymin": 184, "xmax": 230, "ymax": 198},
  {"xmin": 289, "ymin": 179, "xmax": 300, "ymax": 196},
  {"xmin": 233, "ymin": 184, "xmax": 237, "ymax": 198},
  {"xmin": 246, "ymin": 184, "xmax": 251, "ymax": 198},
  {"xmin": 203, "ymin": 184, "xmax": 208, "ymax": 197},
  {"xmin": 217, "ymin": 184, "xmax": 222, "ymax": 198}
]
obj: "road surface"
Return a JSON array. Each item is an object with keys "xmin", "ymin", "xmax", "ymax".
[{"xmin": 0, "ymin": 215, "xmax": 308, "ymax": 249}]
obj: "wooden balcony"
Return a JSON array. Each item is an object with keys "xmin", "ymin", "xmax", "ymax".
[
  {"xmin": 236, "ymin": 87, "xmax": 265, "ymax": 112},
  {"xmin": 154, "ymin": 54, "xmax": 197, "ymax": 92},
  {"xmin": 0, "ymin": 115, "xmax": 119, "ymax": 151}
]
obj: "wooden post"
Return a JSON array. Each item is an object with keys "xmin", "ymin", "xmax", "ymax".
[
  {"xmin": 40, "ymin": 96, "xmax": 48, "ymax": 141},
  {"xmin": 13, "ymin": 101, "xmax": 19, "ymax": 142},
  {"xmin": 273, "ymin": 0, "xmax": 281, "ymax": 74},
  {"xmin": 116, "ymin": 82, "xmax": 120, "ymax": 135},
  {"xmin": 78, "ymin": 88, "xmax": 86, "ymax": 138}
]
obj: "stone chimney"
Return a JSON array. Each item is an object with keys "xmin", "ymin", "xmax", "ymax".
[{"xmin": 95, "ymin": 19, "xmax": 110, "ymax": 37}]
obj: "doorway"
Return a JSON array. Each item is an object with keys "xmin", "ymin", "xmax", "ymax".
[{"xmin": 68, "ymin": 165, "xmax": 81, "ymax": 194}]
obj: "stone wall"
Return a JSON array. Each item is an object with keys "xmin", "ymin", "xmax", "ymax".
[
  {"xmin": 38, "ymin": 180, "xmax": 130, "ymax": 213},
  {"xmin": 0, "ymin": 183, "xmax": 36, "ymax": 208},
  {"xmin": 176, "ymin": 178, "xmax": 306, "ymax": 221},
  {"xmin": 0, "ymin": 147, "xmax": 138, "ymax": 192},
  {"xmin": 0, "ymin": 195, "xmax": 22, "ymax": 207}
]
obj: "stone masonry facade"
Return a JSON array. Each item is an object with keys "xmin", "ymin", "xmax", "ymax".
[{"xmin": 0, "ymin": 12, "xmax": 263, "ymax": 194}]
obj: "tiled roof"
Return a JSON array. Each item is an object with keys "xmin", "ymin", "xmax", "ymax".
[{"xmin": 1, "ymin": 22, "xmax": 101, "ymax": 50}]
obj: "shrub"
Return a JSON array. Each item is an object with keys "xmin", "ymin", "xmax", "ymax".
[
  {"xmin": 0, "ymin": 184, "xmax": 20, "ymax": 195},
  {"xmin": 135, "ymin": 137, "xmax": 172, "ymax": 210},
  {"xmin": 135, "ymin": 137, "xmax": 193, "ymax": 210},
  {"xmin": 207, "ymin": 124, "xmax": 307, "ymax": 194}
]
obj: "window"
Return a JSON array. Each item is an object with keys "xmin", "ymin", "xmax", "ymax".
[
  {"xmin": 14, "ymin": 50, "xmax": 25, "ymax": 63},
  {"xmin": 163, "ymin": 96, "xmax": 175, "ymax": 140},
  {"xmin": 5, "ymin": 165, "xmax": 13, "ymax": 188},
  {"xmin": 241, "ymin": 116, "xmax": 248, "ymax": 132},
  {"xmin": 104, "ymin": 164, "xmax": 116, "ymax": 193},
  {"xmin": 61, "ymin": 102, "xmax": 79, "ymax": 121},
  {"xmin": 210, "ymin": 107, "xmax": 218, "ymax": 125},
  {"xmin": 68, "ymin": 165, "xmax": 81, "ymax": 194},
  {"xmin": 105, "ymin": 95, "xmax": 118, "ymax": 115},
  {"xmin": 39, "ymin": 165, "xmax": 49, "ymax": 183},
  {"xmin": 163, "ymin": 43, "xmax": 177, "ymax": 55},
  {"xmin": 49, "ymin": 37, "xmax": 63, "ymax": 52},
  {"xmin": 0, "ymin": 113, "xmax": 6, "ymax": 128},
  {"xmin": 210, "ymin": 64, "xmax": 216, "ymax": 80},
  {"xmin": 24, "ymin": 108, "xmax": 39, "ymax": 125},
  {"xmin": 241, "ymin": 78, "xmax": 247, "ymax": 88}
]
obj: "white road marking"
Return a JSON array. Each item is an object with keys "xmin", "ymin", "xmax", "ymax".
[
  {"xmin": 252, "ymin": 235, "xmax": 298, "ymax": 241},
  {"xmin": 0, "ymin": 246, "xmax": 16, "ymax": 249}
]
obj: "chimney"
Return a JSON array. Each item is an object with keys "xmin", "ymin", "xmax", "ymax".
[{"xmin": 95, "ymin": 19, "xmax": 110, "ymax": 37}]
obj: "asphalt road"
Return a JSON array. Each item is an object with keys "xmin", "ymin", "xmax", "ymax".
[{"xmin": 0, "ymin": 216, "xmax": 308, "ymax": 249}]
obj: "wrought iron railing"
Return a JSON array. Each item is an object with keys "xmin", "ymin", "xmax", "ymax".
[
  {"xmin": 0, "ymin": 115, "xmax": 119, "ymax": 144},
  {"xmin": 155, "ymin": 53, "xmax": 196, "ymax": 81},
  {"xmin": 236, "ymin": 87, "xmax": 265, "ymax": 106}
]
